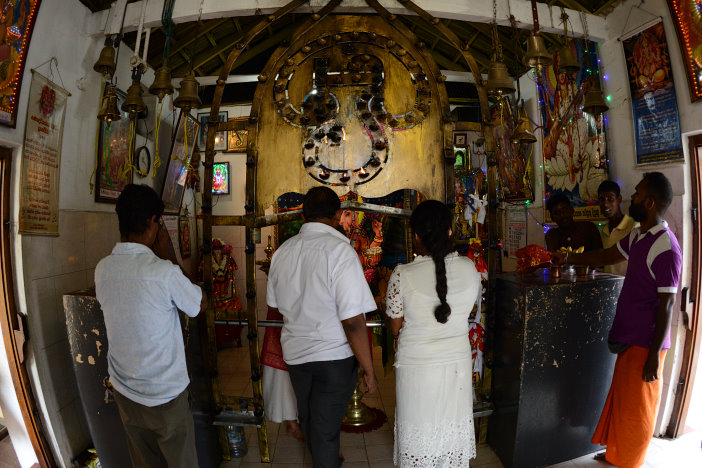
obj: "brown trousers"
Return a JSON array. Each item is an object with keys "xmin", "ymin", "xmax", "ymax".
[{"xmin": 113, "ymin": 388, "xmax": 198, "ymax": 468}]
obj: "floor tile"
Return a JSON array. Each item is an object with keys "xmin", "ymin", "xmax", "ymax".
[{"xmin": 365, "ymin": 443, "xmax": 393, "ymax": 461}]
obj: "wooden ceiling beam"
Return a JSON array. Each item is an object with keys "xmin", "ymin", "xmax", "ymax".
[
  {"xmin": 169, "ymin": 18, "xmax": 230, "ymax": 56},
  {"xmin": 593, "ymin": 0, "xmax": 622, "ymax": 16}
]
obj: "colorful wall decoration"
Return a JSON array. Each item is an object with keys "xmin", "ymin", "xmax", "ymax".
[
  {"xmin": 0, "ymin": 0, "xmax": 41, "ymax": 128},
  {"xmin": 667, "ymin": 0, "xmax": 702, "ymax": 102},
  {"xmin": 622, "ymin": 20, "xmax": 683, "ymax": 165},
  {"xmin": 539, "ymin": 39, "xmax": 608, "ymax": 222}
]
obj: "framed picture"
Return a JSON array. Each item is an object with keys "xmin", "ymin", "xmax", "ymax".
[
  {"xmin": 179, "ymin": 217, "xmax": 191, "ymax": 259},
  {"xmin": 197, "ymin": 111, "xmax": 227, "ymax": 151},
  {"xmin": 227, "ymin": 117, "xmax": 248, "ymax": 152},
  {"xmin": 212, "ymin": 161, "xmax": 230, "ymax": 195},
  {"xmin": 453, "ymin": 132, "xmax": 467, "ymax": 147},
  {"xmin": 95, "ymin": 88, "xmax": 133, "ymax": 203},
  {"xmin": 161, "ymin": 112, "xmax": 200, "ymax": 214}
]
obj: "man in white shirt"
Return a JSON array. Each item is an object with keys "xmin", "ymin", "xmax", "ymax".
[
  {"xmin": 267, "ymin": 186, "xmax": 378, "ymax": 467},
  {"xmin": 95, "ymin": 184, "xmax": 206, "ymax": 468}
]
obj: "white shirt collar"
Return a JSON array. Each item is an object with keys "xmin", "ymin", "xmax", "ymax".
[
  {"xmin": 112, "ymin": 242, "xmax": 154, "ymax": 254},
  {"xmin": 300, "ymin": 222, "xmax": 351, "ymax": 244},
  {"xmin": 643, "ymin": 220, "xmax": 668, "ymax": 236}
]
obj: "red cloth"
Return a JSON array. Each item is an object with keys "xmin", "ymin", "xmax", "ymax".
[
  {"xmin": 515, "ymin": 244, "xmax": 552, "ymax": 274},
  {"xmin": 261, "ymin": 309, "xmax": 287, "ymax": 371},
  {"xmin": 591, "ymin": 346, "xmax": 665, "ymax": 468}
]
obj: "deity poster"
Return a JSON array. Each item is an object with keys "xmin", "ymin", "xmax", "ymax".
[
  {"xmin": 622, "ymin": 20, "xmax": 683, "ymax": 165},
  {"xmin": 539, "ymin": 39, "xmax": 608, "ymax": 222},
  {"xmin": 19, "ymin": 71, "xmax": 68, "ymax": 235}
]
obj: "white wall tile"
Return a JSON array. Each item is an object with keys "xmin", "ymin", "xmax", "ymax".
[
  {"xmin": 27, "ymin": 277, "xmax": 57, "ymax": 351},
  {"xmin": 52, "ymin": 211, "xmax": 86, "ymax": 275}
]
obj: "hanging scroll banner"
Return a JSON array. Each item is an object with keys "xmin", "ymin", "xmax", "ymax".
[
  {"xmin": 19, "ymin": 71, "xmax": 69, "ymax": 235},
  {"xmin": 622, "ymin": 20, "xmax": 683, "ymax": 165}
]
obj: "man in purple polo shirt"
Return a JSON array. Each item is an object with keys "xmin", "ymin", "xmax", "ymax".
[{"xmin": 552, "ymin": 172, "xmax": 681, "ymax": 467}]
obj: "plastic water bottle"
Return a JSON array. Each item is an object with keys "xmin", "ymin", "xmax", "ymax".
[{"xmin": 226, "ymin": 424, "xmax": 247, "ymax": 458}]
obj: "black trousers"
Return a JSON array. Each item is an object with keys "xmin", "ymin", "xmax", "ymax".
[
  {"xmin": 287, "ymin": 356, "xmax": 358, "ymax": 468},
  {"xmin": 113, "ymin": 388, "xmax": 198, "ymax": 468}
]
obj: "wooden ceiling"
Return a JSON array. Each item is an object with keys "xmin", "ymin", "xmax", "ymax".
[{"xmin": 79, "ymin": 0, "xmax": 622, "ymax": 104}]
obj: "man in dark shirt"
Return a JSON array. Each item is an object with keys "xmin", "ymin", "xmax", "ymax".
[{"xmin": 545, "ymin": 193, "xmax": 603, "ymax": 252}]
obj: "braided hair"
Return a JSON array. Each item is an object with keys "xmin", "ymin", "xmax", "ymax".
[{"xmin": 410, "ymin": 200, "xmax": 455, "ymax": 324}]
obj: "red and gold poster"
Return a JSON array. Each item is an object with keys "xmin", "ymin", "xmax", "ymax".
[
  {"xmin": 667, "ymin": 0, "xmax": 702, "ymax": 102},
  {"xmin": 19, "ymin": 71, "xmax": 68, "ymax": 235}
]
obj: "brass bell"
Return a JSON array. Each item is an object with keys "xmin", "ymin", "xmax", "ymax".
[
  {"xmin": 582, "ymin": 78, "xmax": 609, "ymax": 115},
  {"xmin": 557, "ymin": 41, "xmax": 580, "ymax": 76},
  {"xmin": 525, "ymin": 33, "xmax": 553, "ymax": 71},
  {"xmin": 122, "ymin": 79, "xmax": 145, "ymax": 119},
  {"xmin": 97, "ymin": 85, "xmax": 121, "ymax": 124},
  {"xmin": 149, "ymin": 65, "xmax": 174, "ymax": 102},
  {"xmin": 173, "ymin": 71, "xmax": 201, "ymax": 112},
  {"xmin": 513, "ymin": 108, "xmax": 537, "ymax": 143},
  {"xmin": 93, "ymin": 38, "xmax": 116, "ymax": 77},
  {"xmin": 486, "ymin": 60, "xmax": 515, "ymax": 96}
]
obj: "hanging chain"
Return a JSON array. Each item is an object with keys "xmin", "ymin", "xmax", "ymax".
[
  {"xmin": 560, "ymin": 8, "xmax": 569, "ymax": 39},
  {"xmin": 492, "ymin": 0, "xmax": 503, "ymax": 60}
]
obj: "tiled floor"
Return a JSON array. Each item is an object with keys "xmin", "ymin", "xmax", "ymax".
[
  {"xmin": 217, "ymin": 342, "xmax": 702, "ymax": 468},
  {"xmin": 0, "ymin": 433, "xmax": 20, "ymax": 468}
]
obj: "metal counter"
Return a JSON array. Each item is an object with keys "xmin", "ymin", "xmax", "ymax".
[{"xmin": 488, "ymin": 270, "xmax": 624, "ymax": 468}]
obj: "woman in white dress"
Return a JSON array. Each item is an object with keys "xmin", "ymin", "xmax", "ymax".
[{"xmin": 385, "ymin": 200, "xmax": 481, "ymax": 467}]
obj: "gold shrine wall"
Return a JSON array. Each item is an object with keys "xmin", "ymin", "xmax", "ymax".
[{"xmin": 252, "ymin": 15, "xmax": 450, "ymax": 214}]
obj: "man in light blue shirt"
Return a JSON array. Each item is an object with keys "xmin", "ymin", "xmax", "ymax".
[{"xmin": 95, "ymin": 184, "xmax": 206, "ymax": 468}]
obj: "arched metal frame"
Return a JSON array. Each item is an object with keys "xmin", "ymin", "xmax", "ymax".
[{"xmin": 200, "ymin": 0, "xmax": 498, "ymax": 461}]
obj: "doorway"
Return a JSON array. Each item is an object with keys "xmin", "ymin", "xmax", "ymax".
[
  {"xmin": 665, "ymin": 134, "xmax": 702, "ymax": 437},
  {"xmin": 0, "ymin": 146, "xmax": 55, "ymax": 466}
]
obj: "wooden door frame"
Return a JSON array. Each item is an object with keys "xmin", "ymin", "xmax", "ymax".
[
  {"xmin": 0, "ymin": 147, "xmax": 55, "ymax": 466},
  {"xmin": 665, "ymin": 134, "xmax": 702, "ymax": 437}
]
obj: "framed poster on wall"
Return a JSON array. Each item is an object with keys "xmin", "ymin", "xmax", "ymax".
[
  {"xmin": 95, "ymin": 88, "xmax": 133, "ymax": 203},
  {"xmin": 622, "ymin": 20, "xmax": 683, "ymax": 165},
  {"xmin": 161, "ymin": 112, "xmax": 199, "ymax": 214},
  {"xmin": 197, "ymin": 111, "xmax": 227, "ymax": 151}
]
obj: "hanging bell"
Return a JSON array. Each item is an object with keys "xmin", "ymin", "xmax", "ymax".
[
  {"xmin": 173, "ymin": 71, "xmax": 202, "ymax": 112},
  {"xmin": 122, "ymin": 79, "xmax": 145, "ymax": 119},
  {"xmin": 93, "ymin": 38, "xmax": 116, "ymax": 77},
  {"xmin": 486, "ymin": 60, "xmax": 515, "ymax": 96},
  {"xmin": 512, "ymin": 108, "xmax": 537, "ymax": 143},
  {"xmin": 525, "ymin": 33, "xmax": 553, "ymax": 71},
  {"xmin": 582, "ymin": 78, "xmax": 609, "ymax": 115},
  {"xmin": 97, "ymin": 85, "xmax": 121, "ymax": 124},
  {"xmin": 149, "ymin": 65, "xmax": 174, "ymax": 102},
  {"xmin": 556, "ymin": 41, "xmax": 580, "ymax": 76}
]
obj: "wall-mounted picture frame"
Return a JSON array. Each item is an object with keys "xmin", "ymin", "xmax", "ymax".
[
  {"xmin": 212, "ymin": 161, "xmax": 230, "ymax": 195},
  {"xmin": 179, "ymin": 217, "xmax": 191, "ymax": 259},
  {"xmin": 198, "ymin": 111, "xmax": 227, "ymax": 151},
  {"xmin": 453, "ymin": 132, "xmax": 468, "ymax": 147},
  {"xmin": 95, "ymin": 87, "xmax": 133, "ymax": 203},
  {"xmin": 227, "ymin": 117, "xmax": 248, "ymax": 152},
  {"xmin": 161, "ymin": 111, "xmax": 200, "ymax": 214}
]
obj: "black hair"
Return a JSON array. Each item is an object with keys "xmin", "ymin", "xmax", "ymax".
[
  {"xmin": 643, "ymin": 172, "xmax": 673, "ymax": 213},
  {"xmin": 116, "ymin": 184, "xmax": 165, "ymax": 238},
  {"xmin": 546, "ymin": 193, "xmax": 571, "ymax": 213},
  {"xmin": 597, "ymin": 180, "xmax": 621, "ymax": 197},
  {"xmin": 410, "ymin": 200, "xmax": 455, "ymax": 324},
  {"xmin": 303, "ymin": 186, "xmax": 340, "ymax": 220}
]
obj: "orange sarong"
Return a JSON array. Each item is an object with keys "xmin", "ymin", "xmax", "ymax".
[{"xmin": 591, "ymin": 345, "xmax": 666, "ymax": 468}]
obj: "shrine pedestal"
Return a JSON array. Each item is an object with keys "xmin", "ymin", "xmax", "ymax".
[{"xmin": 488, "ymin": 271, "xmax": 623, "ymax": 468}]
